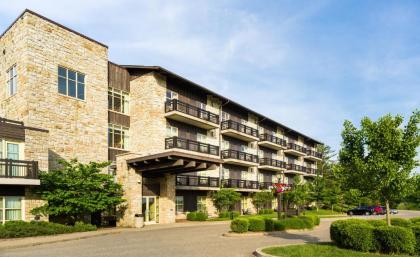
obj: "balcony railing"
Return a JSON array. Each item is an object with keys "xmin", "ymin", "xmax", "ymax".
[
  {"xmin": 221, "ymin": 120, "xmax": 258, "ymax": 138},
  {"xmin": 221, "ymin": 179, "xmax": 259, "ymax": 190},
  {"xmin": 305, "ymin": 167, "xmax": 319, "ymax": 175},
  {"xmin": 287, "ymin": 163, "xmax": 306, "ymax": 172},
  {"xmin": 165, "ymin": 99, "xmax": 219, "ymax": 124},
  {"xmin": 0, "ymin": 159, "xmax": 39, "ymax": 179},
  {"xmin": 165, "ymin": 137, "xmax": 219, "ymax": 156},
  {"xmin": 176, "ymin": 175, "xmax": 219, "ymax": 187},
  {"xmin": 287, "ymin": 143, "xmax": 306, "ymax": 154},
  {"xmin": 306, "ymin": 149, "xmax": 322, "ymax": 159},
  {"xmin": 260, "ymin": 181, "xmax": 273, "ymax": 190},
  {"xmin": 259, "ymin": 133, "xmax": 287, "ymax": 147},
  {"xmin": 221, "ymin": 149, "xmax": 258, "ymax": 163},
  {"xmin": 259, "ymin": 158, "xmax": 287, "ymax": 169}
]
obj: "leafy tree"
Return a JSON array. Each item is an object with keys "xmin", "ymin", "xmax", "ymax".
[
  {"xmin": 252, "ymin": 191, "xmax": 274, "ymax": 212},
  {"xmin": 32, "ymin": 160, "xmax": 125, "ymax": 224},
  {"xmin": 339, "ymin": 111, "xmax": 420, "ymax": 225},
  {"xmin": 211, "ymin": 189, "xmax": 241, "ymax": 212},
  {"xmin": 286, "ymin": 176, "xmax": 310, "ymax": 215}
]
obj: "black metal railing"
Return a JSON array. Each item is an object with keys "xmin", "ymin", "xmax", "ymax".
[
  {"xmin": 259, "ymin": 158, "xmax": 287, "ymax": 169},
  {"xmin": 306, "ymin": 149, "xmax": 322, "ymax": 159},
  {"xmin": 287, "ymin": 143, "xmax": 306, "ymax": 154},
  {"xmin": 287, "ymin": 163, "xmax": 306, "ymax": 172},
  {"xmin": 221, "ymin": 149, "xmax": 258, "ymax": 163},
  {"xmin": 176, "ymin": 175, "xmax": 219, "ymax": 187},
  {"xmin": 0, "ymin": 159, "xmax": 39, "ymax": 179},
  {"xmin": 259, "ymin": 133, "xmax": 287, "ymax": 147},
  {"xmin": 305, "ymin": 167, "xmax": 319, "ymax": 175},
  {"xmin": 221, "ymin": 179, "xmax": 259, "ymax": 190},
  {"xmin": 221, "ymin": 120, "xmax": 258, "ymax": 138},
  {"xmin": 260, "ymin": 181, "xmax": 273, "ymax": 190},
  {"xmin": 165, "ymin": 137, "xmax": 219, "ymax": 156},
  {"xmin": 165, "ymin": 99, "xmax": 219, "ymax": 124}
]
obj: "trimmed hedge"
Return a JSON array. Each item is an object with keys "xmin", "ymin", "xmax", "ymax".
[
  {"xmin": 278, "ymin": 217, "xmax": 314, "ymax": 230},
  {"xmin": 219, "ymin": 211, "xmax": 240, "ymax": 219},
  {"xmin": 186, "ymin": 211, "xmax": 208, "ymax": 221},
  {"xmin": 264, "ymin": 218, "xmax": 274, "ymax": 232},
  {"xmin": 0, "ymin": 221, "xmax": 96, "ymax": 238},
  {"xmin": 230, "ymin": 218, "xmax": 249, "ymax": 233},
  {"xmin": 410, "ymin": 217, "xmax": 420, "ymax": 224},
  {"xmin": 411, "ymin": 225, "xmax": 420, "ymax": 254},
  {"xmin": 374, "ymin": 226, "xmax": 415, "ymax": 254},
  {"xmin": 248, "ymin": 217, "xmax": 265, "ymax": 232},
  {"xmin": 308, "ymin": 215, "xmax": 320, "ymax": 226},
  {"xmin": 390, "ymin": 218, "xmax": 412, "ymax": 227},
  {"xmin": 339, "ymin": 223, "xmax": 376, "ymax": 252},
  {"xmin": 297, "ymin": 216, "xmax": 315, "ymax": 229},
  {"xmin": 273, "ymin": 220, "xmax": 286, "ymax": 231},
  {"xmin": 330, "ymin": 219, "xmax": 370, "ymax": 248},
  {"xmin": 258, "ymin": 209, "xmax": 274, "ymax": 215},
  {"xmin": 366, "ymin": 219, "xmax": 387, "ymax": 227}
]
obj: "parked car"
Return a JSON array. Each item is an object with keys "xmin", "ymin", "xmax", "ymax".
[
  {"xmin": 379, "ymin": 206, "xmax": 399, "ymax": 215},
  {"xmin": 371, "ymin": 206, "xmax": 386, "ymax": 215},
  {"xmin": 347, "ymin": 206, "xmax": 375, "ymax": 216}
]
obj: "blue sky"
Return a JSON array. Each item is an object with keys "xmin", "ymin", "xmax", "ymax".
[{"xmin": 1, "ymin": 0, "xmax": 419, "ymax": 156}]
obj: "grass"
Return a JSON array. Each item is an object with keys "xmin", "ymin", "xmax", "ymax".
[
  {"xmin": 262, "ymin": 243, "xmax": 412, "ymax": 257},
  {"xmin": 304, "ymin": 209, "xmax": 344, "ymax": 216}
]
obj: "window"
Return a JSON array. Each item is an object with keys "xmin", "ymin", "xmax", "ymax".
[
  {"xmin": 108, "ymin": 88, "xmax": 129, "ymax": 114},
  {"xmin": 58, "ymin": 66, "xmax": 85, "ymax": 100},
  {"xmin": 1, "ymin": 196, "xmax": 22, "ymax": 223},
  {"xmin": 166, "ymin": 90, "xmax": 178, "ymax": 101},
  {"xmin": 175, "ymin": 196, "xmax": 184, "ymax": 214},
  {"xmin": 221, "ymin": 112, "xmax": 230, "ymax": 121},
  {"xmin": 197, "ymin": 196, "xmax": 207, "ymax": 213},
  {"xmin": 197, "ymin": 133, "xmax": 207, "ymax": 142},
  {"xmin": 108, "ymin": 124, "xmax": 129, "ymax": 150},
  {"xmin": 166, "ymin": 125, "xmax": 178, "ymax": 138},
  {"xmin": 6, "ymin": 64, "xmax": 17, "ymax": 96},
  {"xmin": 207, "ymin": 129, "xmax": 216, "ymax": 139}
]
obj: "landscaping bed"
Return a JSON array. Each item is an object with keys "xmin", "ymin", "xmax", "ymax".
[
  {"xmin": 0, "ymin": 221, "xmax": 97, "ymax": 238},
  {"xmin": 260, "ymin": 243, "xmax": 412, "ymax": 257}
]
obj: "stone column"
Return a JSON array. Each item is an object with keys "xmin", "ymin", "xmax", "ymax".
[
  {"xmin": 159, "ymin": 174, "xmax": 176, "ymax": 224},
  {"xmin": 116, "ymin": 154, "xmax": 142, "ymax": 227}
]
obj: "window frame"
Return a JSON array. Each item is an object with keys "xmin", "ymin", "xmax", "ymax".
[
  {"xmin": 108, "ymin": 124, "xmax": 129, "ymax": 150},
  {"xmin": 196, "ymin": 196, "xmax": 207, "ymax": 213},
  {"xmin": 6, "ymin": 64, "xmax": 17, "ymax": 97},
  {"xmin": 57, "ymin": 66, "xmax": 86, "ymax": 101},
  {"xmin": 108, "ymin": 87, "xmax": 129, "ymax": 114},
  {"xmin": 175, "ymin": 196, "xmax": 184, "ymax": 214},
  {"xmin": 0, "ymin": 196, "xmax": 24, "ymax": 224}
]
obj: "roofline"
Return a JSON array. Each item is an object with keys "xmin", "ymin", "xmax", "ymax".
[
  {"xmin": 0, "ymin": 9, "xmax": 108, "ymax": 48},
  {"xmin": 121, "ymin": 65, "xmax": 323, "ymax": 145}
]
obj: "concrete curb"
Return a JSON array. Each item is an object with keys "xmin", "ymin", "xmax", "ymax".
[
  {"xmin": 0, "ymin": 228, "xmax": 136, "ymax": 250},
  {"xmin": 253, "ymin": 243, "xmax": 307, "ymax": 257},
  {"xmin": 222, "ymin": 228, "xmax": 314, "ymax": 237}
]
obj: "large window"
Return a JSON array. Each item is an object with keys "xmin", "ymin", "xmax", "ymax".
[
  {"xmin": 6, "ymin": 64, "xmax": 17, "ymax": 96},
  {"xmin": 175, "ymin": 196, "xmax": 184, "ymax": 214},
  {"xmin": 197, "ymin": 196, "xmax": 207, "ymax": 213},
  {"xmin": 108, "ymin": 88, "xmax": 129, "ymax": 114},
  {"xmin": 108, "ymin": 124, "xmax": 129, "ymax": 150},
  {"xmin": 58, "ymin": 66, "xmax": 85, "ymax": 100},
  {"xmin": 0, "ymin": 197, "xmax": 22, "ymax": 223}
]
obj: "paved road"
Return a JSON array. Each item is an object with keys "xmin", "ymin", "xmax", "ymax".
[{"xmin": 1, "ymin": 211, "xmax": 419, "ymax": 257}]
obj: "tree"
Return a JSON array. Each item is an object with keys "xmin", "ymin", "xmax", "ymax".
[
  {"xmin": 339, "ymin": 111, "xmax": 420, "ymax": 225},
  {"xmin": 32, "ymin": 160, "xmax": 125, "ymax": 224},
  {"xmin": 211, "ymin": 189, "xmax": 241, "ymax": 212},
  {"xmin": 252, "ymin": 191, "xmax": 274, "ymax": 213},
  {"xmin": 286, "ymin": 176, "xmax": 310, "ymax": 215}
]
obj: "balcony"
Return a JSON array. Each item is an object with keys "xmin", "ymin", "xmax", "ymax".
[
  {"xmin": 165, "ymin": 137, "xmax": 219, "ymax": 156},
  {"xmin": 221, "ymin": 120, "xmax": 259, "ymax": 142},
  {"xmin": 259, "ymin": 158, "xmax": 287, "ymax": 172},
  {"xmin": 283, "ymin": 143, "xmax": 307, "ymax": 157},
  {"xmin": 221, "ymin": 179, "xmax": 259, "ymax": 190},
  {"xmin": 221, "ymin": 149, "xmax": 258, "ymax": 167},
  {"xmin": 304, "ymin": 167, "xmax": 319, "ymax": 177},
  {"xmin": 260, "ymin": 181, "xmax": 273, "ymax": 190},
  {"xmin": 258, "ymin": 134, "xmax": 287, "ymax": 150},
  {"xmin": 0, "ymin": 159, "xmax": 40, "ymax": 186},
  {"xmin": 285, "ymin": 163, "xmax": 306, "ymax": 175},
  {"xmin": 165, "ymin": 99, "xmax": 219, "ymax": 129},
  {"xmin": 304, "ymin": 149, "xmax": 322, "ymax": 161},
  {"xmin": 176, "ymin": 175, "xmax": 219, "ymax": 189}
]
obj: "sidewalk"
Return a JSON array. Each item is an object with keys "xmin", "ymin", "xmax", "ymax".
[{"xmin": 0, "ymin": 227, "xmax": 135, "ymax": 250}]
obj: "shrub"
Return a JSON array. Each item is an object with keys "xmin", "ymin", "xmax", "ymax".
[
  {"xmin": 195, "ymin": 212, "xmax": 208, "ymax": 221},
  {"xmin": 307, "ymin": 215, "xmax": 320, "ymax": 226},
  {"xmin": 411, "ymin": 225, "xmax": 420, "ymax": 254},
  {"xmin": 410, "ymin": 217, "xmax": 420, "ymax": 224},
  {"xmin": 219, "ymin": 211, "xmax": 229, "ymax": 218},
  {"xmin": 366, "ymin": 219, "xmax": 387, "ymax": 227},
  {"xmin": 248, "ymin": 217, "xmax": 265, "ymax": 232},
  {"xmin": 273, "ymin": 220, "xmax": 286, "ymax": 231},
  {"xmin": 279, "ymin": 217, "xmax": 312, "ymax": 230},
  {"xmin": 258, "ymin": 209, "xmax": 274, "ymax": 215},
  {"xmin": 264, "ymin": 218, "xmax": 274, "ymax": 232},
  {"xmin": 219, "ymin": 211, "xmax": 240, "ymax": 219},
  {"xmin": 340, "ymin": 223, "xmax": 376, "ymax": 252},
  {"xmin": 230, "ymin": 218, "xmax": 249, "ymax": 233},
  {"xmin": 0, "ymin": 221, "xmax": 97, "ymax": 238},
  {"xmin": 391, "ymin": 218, "xmax": 412, "ymax": 227},
  {"xmin": 330, "ymin": 219, "xmax": 369, "ymax": 246},
  {"xmin": 374, "ymin": 226, "xmax": 415, "ymax": 254},
  {"xmin": 186, "ymin": 212, "xmax": 197, "ymax": 221},
  {"xmin": 297, "ymin": 216, "xmax": 315, "ymax": 229}
]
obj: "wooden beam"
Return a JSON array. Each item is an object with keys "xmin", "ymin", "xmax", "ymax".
[
  {"xmin": 138, "ymin": 159, "xmax": 184, "ymax": 172},
  {"xmin": 196, "ymin": 163, "xmax": 207, "ymax": 170},
  {"xmin": 208, "ymin": 164, "xmax": 218, "ymax": 170},
  {"xmin": 185, "ymin": 161, "xmax": 196, "ymax": 168}
]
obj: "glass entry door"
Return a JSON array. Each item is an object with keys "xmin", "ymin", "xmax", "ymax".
[{"xmin": 142, "ymin": 196, "xmax": 158, "ymax": 224}]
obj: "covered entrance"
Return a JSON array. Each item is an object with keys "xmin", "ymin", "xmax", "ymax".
[{"xmin": 142, "ymin": 196, "xmax": 159, "ymax": 224}]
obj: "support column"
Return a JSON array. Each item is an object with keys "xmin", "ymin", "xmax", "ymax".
[{"xmin": 159, "ymin": 174, "xmax": 176, "ymax": 224}]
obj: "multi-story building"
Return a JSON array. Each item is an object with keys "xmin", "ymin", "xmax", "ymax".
[{"xmin": 0, "ymin": 10, "xmax": 322, "ymax": 227}]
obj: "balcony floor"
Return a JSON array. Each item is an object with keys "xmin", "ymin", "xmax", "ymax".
[
  {"xmin": 0, "ymin": 178, "xmax": 40, "ymax": 186},
  {"xmin": 165, "ymin": 111, "xmax": 219, "ymax": 130},
  {"xmin": 221, "ymin": 129, "xmax": 259, "ymax": 142},
  {"xmin": 258, "ymin": 141, "xmax": 286, "ymax": 150}
]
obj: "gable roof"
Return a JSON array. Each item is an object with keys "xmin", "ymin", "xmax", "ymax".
[{"xmin": 0, "ymin": 9, "xmax": 108, "ymax": 48}]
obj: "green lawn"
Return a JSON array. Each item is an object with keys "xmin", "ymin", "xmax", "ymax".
[
  {"xmin": 262, "ymin": 244, "xmax": 411, "ymax": 257},
  {"xmin": 303, "ymin": 209, "xmax": 345, "ymax": 216}
]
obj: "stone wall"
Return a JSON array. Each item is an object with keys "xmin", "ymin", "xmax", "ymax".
[
  {"xmin": 158, "ymin": 174, "xmax": 176, "ymax": 224},
  {"xmin": 24, "ymin": 129, "xmax": 49, "ymax": 171},
  {"xmin": 24, "ymin": 187, "xmax": 47, "ymax": 222}
]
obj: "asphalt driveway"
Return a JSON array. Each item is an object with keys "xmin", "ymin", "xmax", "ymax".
[{"xmin": 1, "ymin": 210, "xmax": 419, "ymax": 257}]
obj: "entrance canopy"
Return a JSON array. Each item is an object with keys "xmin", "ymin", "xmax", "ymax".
[{"xmin": 127, "ymin": 150, "xmax": 222, "ymax": 177}]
